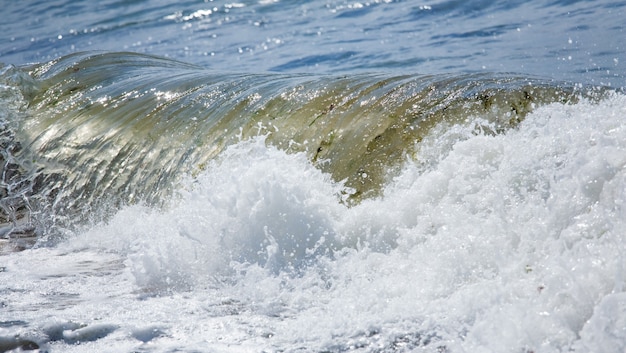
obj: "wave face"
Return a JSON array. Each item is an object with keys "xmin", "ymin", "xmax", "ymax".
[
  {"xmin": 1, "ymin": 52, "xmax": 595, "ymax": 240},
  {"xmin": 0, "ymin": 56, "xmax": 624, "ymax": 351}
]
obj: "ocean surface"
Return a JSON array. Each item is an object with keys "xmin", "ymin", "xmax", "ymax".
[{"xmin": 1, "ymin": 1, "xmax": 625, "ymax": 352}]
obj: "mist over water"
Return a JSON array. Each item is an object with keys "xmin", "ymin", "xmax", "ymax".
[{"xmin": 1, "ymin": 0, "xmax": 625, "ymax": 352}]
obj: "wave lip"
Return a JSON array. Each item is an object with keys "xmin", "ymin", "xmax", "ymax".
[{"xmin": 0, "ymin": 51, "xmax": 605, "ymax": 242}]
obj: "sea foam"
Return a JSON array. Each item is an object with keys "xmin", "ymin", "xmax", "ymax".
[{"xmin": 51, "ymin": 93, "xmax": 626, "ymax": 352}]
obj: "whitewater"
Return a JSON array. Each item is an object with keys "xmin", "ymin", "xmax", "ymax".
[
  {"xmin": 2, "ymin": 90, "xmax": 625, "ymax": 352},
  {"xmin": 1, "ymin": 0, "xmax": 625, "ymax": 352}
]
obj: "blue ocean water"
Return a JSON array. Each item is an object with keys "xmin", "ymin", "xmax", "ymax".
[
  {"xmin": 1, "ymin": 0, "xmax": 624, "ymax": 85},
  {"xmin": 1, "ymin": 1, "xmax": 626, "ymax": 353}
]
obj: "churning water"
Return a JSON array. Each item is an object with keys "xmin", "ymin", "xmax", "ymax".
[{"xmin": 1, "ymin": 1, "xmax": 625, "ymax": 352}]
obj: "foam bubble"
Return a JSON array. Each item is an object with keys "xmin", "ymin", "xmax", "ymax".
[
  {"xmin": 34, "ymin": 93, "xmax": 626, "ymax": 351},
  {"xmin": 72, "ymin": 137, "xmax": 346, "ymax": 289}
]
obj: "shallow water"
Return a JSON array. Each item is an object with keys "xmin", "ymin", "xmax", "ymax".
[{"xmin": 1, "ymin": 0, "xmax": 625, "ymax": 352}]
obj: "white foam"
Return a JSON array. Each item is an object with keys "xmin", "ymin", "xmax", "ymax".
[
  {"xmin": 3, "ymin": 94, "xmax": 625, "ymax": 352},
  {"xmin": 70, "ymin": 137, "xmax": 346, "ymax": 288}
]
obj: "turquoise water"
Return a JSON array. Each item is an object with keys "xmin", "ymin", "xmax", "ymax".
[{"xmin": 1, "ymin": 1, "xmax": 625, "ymax": 352}]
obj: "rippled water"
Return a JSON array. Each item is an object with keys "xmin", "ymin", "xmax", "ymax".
[
  {"xmin": 2, "ymin": 0, "xmax": 624, "ymax": 84},
  {"xmin": 1, "ymin": 1, "xmax": 625, "ymax": 352}
]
